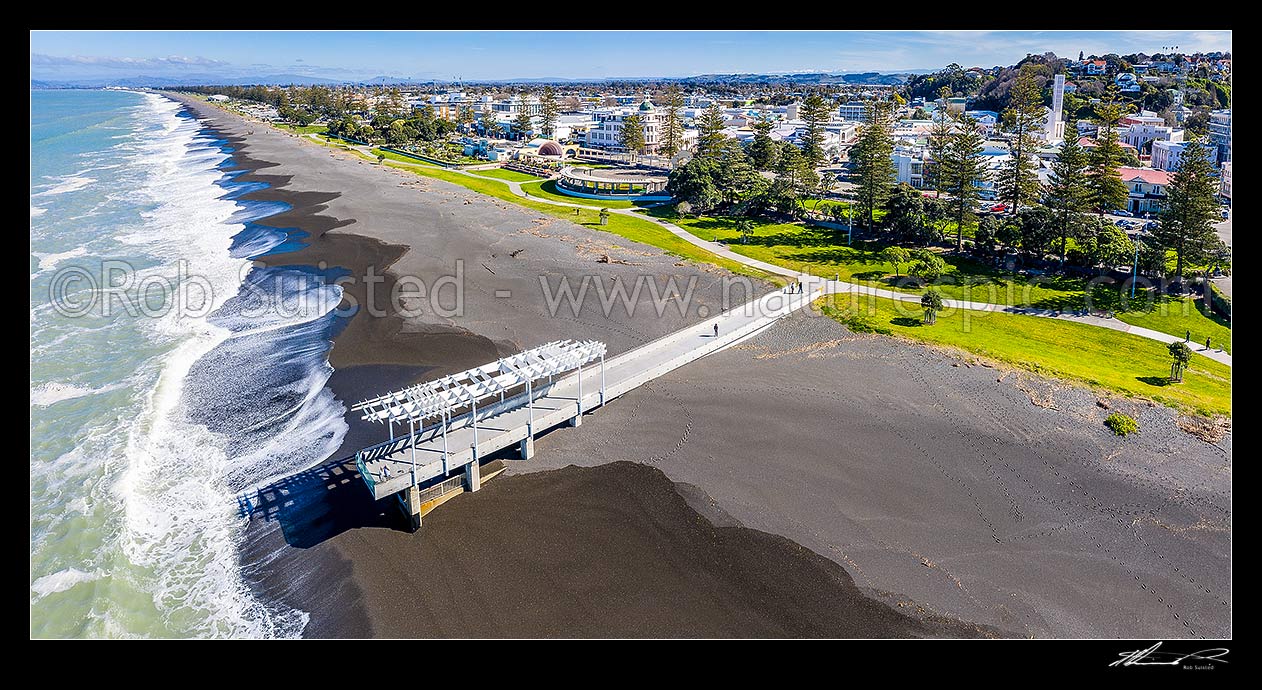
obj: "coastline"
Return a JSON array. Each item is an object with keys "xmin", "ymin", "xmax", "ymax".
[
  {"xmin": 174, "ymin": 94, "xmax": 987, "ymax": 638},
  {"xmin": 170, "ymin": 93, "xmax": 1229, "ymax": 639}
]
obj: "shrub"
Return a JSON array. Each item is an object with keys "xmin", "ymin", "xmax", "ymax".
[{"xmin": 1104, "ymin": 412, "xmax": 1139, "ymax": 436}]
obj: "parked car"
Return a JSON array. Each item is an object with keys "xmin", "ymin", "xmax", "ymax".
[
  {"xmin": 1145, "ymin": 221, "xmax": 1158, "ymax": 230},
  {"xmin": 990, "ymin": 203, "xmax": 1007, "ymax": 213},
  {"xmin": 1111, "ymin": 209, "xmax": 1133, "ymax": 217},
  {"xmin": 1221, "ymin": 209, "xmax": 1230, "ymax": 219}
]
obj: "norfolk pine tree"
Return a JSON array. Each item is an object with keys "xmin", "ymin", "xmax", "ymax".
[
  {"xmin": 1152, "ymin": 137, "xmax": 1223, "ymax": 283},
  {"xmin": 1046, "ymin": 119, "xmax": 1091, "ymax": 263},
  {"xmin": 660, "ymin": 85, "xmax": 685, "ymax": 157},
  {"xmin": 851, "ymin": 100, "xmax": 896, "ymax": 230},
  {"xmin": 998, "ymin": 65, "xmax": 1045, "ymax": 215},
  {"xmin": 539, "ymin": 86, "xmax": 559, "ymax": 139},
  {"xmin": 1087, "ymin": 88, "xmax": 1130, "ymax": 214},
  {"xmin": 944, "ymin": 113, "xmax": 989, "ymax": 252}
]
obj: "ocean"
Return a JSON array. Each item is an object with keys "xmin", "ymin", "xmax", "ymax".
[{"xmin": 30, "ymin": 89, "xmax": 347, "ymax": 638}]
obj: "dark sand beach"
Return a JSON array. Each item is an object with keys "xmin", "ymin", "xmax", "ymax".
[{"xmin": 174, "ymin": 94, "xmax": 1229, "ymax": 639}]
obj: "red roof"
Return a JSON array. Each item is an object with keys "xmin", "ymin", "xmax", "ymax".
[
  {"xmin": 1078, "ymin": 137, "xmax": 1138, "ymax": 151},
  {"xmin": 1118, "ymin": 167, "xmax": 1170, "ymax": 185}
]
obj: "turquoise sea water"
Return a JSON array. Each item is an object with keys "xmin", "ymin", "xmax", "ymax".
[{"xmin": 30, "ymin": 90, "xmax": 347, "ymax": 637}]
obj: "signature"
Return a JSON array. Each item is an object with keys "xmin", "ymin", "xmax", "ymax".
[{"xmin": 1111, "ymin": 642, "xmax": 1229, "ymax": 667}]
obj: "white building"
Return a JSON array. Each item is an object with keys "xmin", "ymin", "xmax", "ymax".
[
  {"xmin": 1120, "ymin": 113, "xmax": 1183, "ymax": 152},
  {"xmin": 965, "ymin": 110, "xmax": 1000, "ymax": 137},
  {"xmin": 892, "ymin": 146, "xmax": 927, "ymax": 188},
  {"xmin": 1119, "ymin": 167, "xmax": 1171, "ymax": 215},
  {"xmin": 837, "ymin": 102, "xmax": 870, "ymax": 122},
  {"xmin": 551, "ymin": 113, "xmax": 597, "ymax": 142},
  {"xmin": 584, "ymin": 97, "xmax": 664, "ymax": 153},
  {"xmin": 493, "ymin": 95, "xmax": 544, "ymax": 116},
  {"xmin": 1043, "ymin": 74, "xmax": 1066, "ymax": 143},
  {"xmin": 1151, "ymin": 139, "xmax": 1217, "ymax": 172}
]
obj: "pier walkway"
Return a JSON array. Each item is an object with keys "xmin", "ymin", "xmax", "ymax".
[{"xmin": 356, "ymin": 277, "xmax": 829, "ymax": 527}]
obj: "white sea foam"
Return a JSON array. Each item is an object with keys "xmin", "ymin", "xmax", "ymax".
[
  {"xmin": 30, "ymin": 381, "xmax": 119, "ymax": 407},
  {"xmin": 32, "ymin": 174, "xmax": 96, "ymax": 198},
  {"xmin": 33, "ymin": 246, "xmax": 88, "ymax": 272},
  {"xmin": 31, "ymin": 206, "xmax": 47, "ymax": 218},
  {"xmin": 31, "ymin": 568, "xmax": 103, "ymax": 598},
  {"xmin": 108, "ymin": 93, "xmax": 337, "ymax": 638}
]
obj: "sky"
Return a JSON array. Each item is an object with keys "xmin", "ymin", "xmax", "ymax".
[{"xmin": 30, "ymin": 30, "xmax": 1233, "ymax": 82}]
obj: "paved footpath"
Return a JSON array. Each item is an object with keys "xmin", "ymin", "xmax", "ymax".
[{"xmin": 314, "ymin": 135, "xmax": 1231, "ymax": 367}]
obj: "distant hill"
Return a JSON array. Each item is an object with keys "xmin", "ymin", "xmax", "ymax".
[
  {"xmin": 31, "ymin": 74, "xmax": 344, "ymax": 89},
  {"xmin": 674, "ymin": 71, "xmax": 917, "ymax": 85},
  {"xmin": 31, "ymin": 70, "xmax": 926, "ymax": 89}
]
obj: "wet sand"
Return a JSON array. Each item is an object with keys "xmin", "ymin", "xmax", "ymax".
[{"xmin": 173, "ymin": 94, "xmax": 1229, "ymax": 639}]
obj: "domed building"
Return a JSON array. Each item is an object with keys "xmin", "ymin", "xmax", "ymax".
[{"xmin": 584, "ymin": 94, "xmax": 663, "ymax": 154}]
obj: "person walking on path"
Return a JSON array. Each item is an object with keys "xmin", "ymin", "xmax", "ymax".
[
  {"xmin": 1186, "ymin": 330, "xmax": 1191, "ymax": 342},
  {"xmin": 1206, "ymin": 336, "xmax": 1212, "ymax": 351},
  {"xmin": 713, "ymin": 323, "xmax": 719, "ymax": 338}
]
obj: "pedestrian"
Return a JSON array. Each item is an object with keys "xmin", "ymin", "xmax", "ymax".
[
  {"xmin": 1206, "ymin": 336, "xmax": 1211, "ymax": 350},
  {"xmin": 382, "ymin": 466, "xmax": 391, "ymax": 479},
  {"xmin": 1186, "ymin": 330, "xmax": 1191, "ymax": 342},
  {"xmin": 713, "ymin": 323, "xmax": 719, "ymax": 337}
]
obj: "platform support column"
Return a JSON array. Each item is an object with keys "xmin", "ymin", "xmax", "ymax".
[
  {"xmin": 400, "ymin": 483, "xmax": 422, "ymax": 531},
  {"xmin": 570, "ymin": 361, "xmax": 583, "ymax": 427},
  {"xmin": 465, "ymin": 457, "xmax": 481, "ymax": 492},
  {"xmin": 599, "ymin": 353, "xmax": 606, "ymax": 406},
  {"xmin": 520, "ymin": 433, "xmax": 534, "ymax": 459}
]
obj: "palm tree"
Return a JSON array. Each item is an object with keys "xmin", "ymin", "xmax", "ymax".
[{"xmin": 921, "ymin": 289, "xmax": 944, "ymax": 324}]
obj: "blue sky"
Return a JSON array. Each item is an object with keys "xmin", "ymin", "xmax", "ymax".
[{"xmin": 30, "ymin": 30, "xmax": 1232, "ymax": 81}]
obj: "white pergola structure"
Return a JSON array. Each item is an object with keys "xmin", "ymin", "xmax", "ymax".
[{"xmin": 351, "ymin": 339, "xmax": 607, "ymax": 483}]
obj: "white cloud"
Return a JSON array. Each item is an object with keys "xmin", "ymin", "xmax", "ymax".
[{"xmin": 30, "ymin": 53, "xmax": 230, "ymax": 69}]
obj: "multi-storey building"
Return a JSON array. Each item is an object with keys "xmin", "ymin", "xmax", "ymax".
[
  {"xmin": 1209, "ymin": 109, "xmax": 1231, "ymax": 163},
  {"xmin": 1151, "ymin": 139, "xmax": 1218, "ymax": 172},
  {"xmin": 584, "ymin": 97, "xmax": 663, "ymax": 153},
  {"xmin": 1118, "ymin": 167, "xmax": 1171, "ymax": 215}
]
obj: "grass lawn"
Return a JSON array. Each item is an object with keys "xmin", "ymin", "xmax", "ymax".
[
  {"xmin": 274, "ymin": 123, "xmax": 328, "ymax": 135},
  {"xmin": 1110, "ymin": 295, "xmax": 1232, "ymax": 354},
  {"xmin": 820, "ymin": 294, "xmax": 1231, "ymax": 417},
  {"xmin": 667, "ymin": 213, "xmax": 1231, "ymax": 348},
  {"xmin": 667, "ymin": 215, "xmax": 1085, "ymax": 306},
  {"xmin": 519, "ymin": 180, "xmax": 646, "ymax": 209},
  {"xmin": 473, "ymin": 168, "xmax": 544, "ymax": 182},
  {"xmin": 372, "ymin": 160, "xmax": 776, "ymax": 282}
]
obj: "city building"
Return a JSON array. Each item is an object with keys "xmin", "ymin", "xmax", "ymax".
[
  {"xmin": 1209, "ymin": 109, "xmax": 1232, "ymax": 163},
  {"xmin": 1220, "ymin": 162, "xmax": 1231, "ymax": 201},
  {"xmin": 892, "ymin": 146, "xmax": 927, "ymax": 188},
  {"xmin": 1151, "ymin": 139, "xmax": 1218, "ymax": 172},
  {"xmin": 1115, "ymin": 72, "xmax": 1141, "ymax": 92},
  {"xmin": 1046, "ymin": 74, "xmax": 1066, "ymax": 143},
  {"xmin": 1118, "ymin": 167, "xmax": 1171, "ymax": 215},
  {"xmin": 1120, "ymin": 114, "xmax": 1183, "ymax": 153},
  {"xmin": 584, "ymin": 97, "xmax": 663, "ymax": 154},
  {"xmin": 493, "ymin": 95, "xmax": 544, "ymax": 116},
  {"xmin": 837, "ymin": 102, "xmax": 870, "ymax": 122}
]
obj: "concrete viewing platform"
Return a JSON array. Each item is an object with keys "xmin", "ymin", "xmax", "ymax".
[{"xmin": 355, "ymin": 277, "xmax": 828, "ymax": 528}]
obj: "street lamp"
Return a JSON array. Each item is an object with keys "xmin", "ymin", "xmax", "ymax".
[{"xmin": 1131, "ymin": 238, "xmax": 1143, "ymax": 299}]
